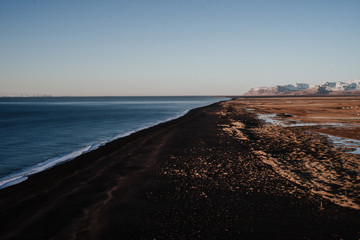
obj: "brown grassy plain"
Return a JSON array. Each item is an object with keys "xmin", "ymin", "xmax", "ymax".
[{"xmin": 236, "ymin": 96, "xmax": 360, "ymax": 140}]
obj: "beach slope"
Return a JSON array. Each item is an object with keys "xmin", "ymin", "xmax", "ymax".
[{"xmin": 0, "ymin": 100, "xmax": 359, "ymax": 239}]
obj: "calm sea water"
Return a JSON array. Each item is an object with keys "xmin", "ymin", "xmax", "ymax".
[{"xmin": 0, "ymin": 96, "xmax": 226, "ymax": 188}]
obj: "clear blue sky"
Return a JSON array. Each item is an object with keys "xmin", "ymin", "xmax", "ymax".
[{"xmin": 0, "ymin": 0, "xmax": 359, "ymax": 96}]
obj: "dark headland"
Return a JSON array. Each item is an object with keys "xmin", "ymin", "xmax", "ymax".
[{"xmin": 1, "ymin": 98, "xmax": 360, "ymax": 239}]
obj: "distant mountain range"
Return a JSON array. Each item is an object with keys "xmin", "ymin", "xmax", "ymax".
[{"xmin": 244, "ymin": 79, "xmax": 360, "ymax": 96}]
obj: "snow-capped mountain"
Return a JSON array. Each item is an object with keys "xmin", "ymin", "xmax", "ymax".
[
  {"xmin": 322, "ymin": 79, "xmax": 360, "ymax": 92},
  {"xmin": 245, "ymin": 79, "xmax": 360, "ymax": 96}
]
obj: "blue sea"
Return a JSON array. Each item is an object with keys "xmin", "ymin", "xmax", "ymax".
[{"xmin": 0, "ymin": 96, "xmax": 226, "ymax": 188}]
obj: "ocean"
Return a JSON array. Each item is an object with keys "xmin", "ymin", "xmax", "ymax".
[{"xmin": 0, "ymin": 96, "xmax": 227, "ymax": 188}]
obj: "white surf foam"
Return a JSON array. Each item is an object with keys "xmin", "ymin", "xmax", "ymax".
[{"xmin": 0, "ymin": 145, "xmax": 93, "ymax": 189}]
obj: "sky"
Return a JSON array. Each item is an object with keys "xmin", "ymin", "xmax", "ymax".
[{"xmin": 0, "ymin": 0, "xmax": 359, "ymax": 96}]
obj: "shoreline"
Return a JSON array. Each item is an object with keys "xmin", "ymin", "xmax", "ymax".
[
  {"xmin": 0, "ymin": 99, "xmax": 227, "ymax": 190},
  {"xmin": 0, "ymin": 101, "xmax": 226, "ymax": 239},
  {"xmin": 1, "ymin": 98, "xmax": 359, "ymax": 239}
]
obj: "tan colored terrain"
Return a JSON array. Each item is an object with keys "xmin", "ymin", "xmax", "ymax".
[
  {"xmin": 235, "ymin": 96, "xmax": 360, "ymax": 140},
  {"xmin": 221, "ymin": 97, "xmax": 360, "ymax": 210}
]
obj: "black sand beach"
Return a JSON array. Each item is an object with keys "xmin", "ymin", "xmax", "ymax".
[{"xmin": 1, "ymin": 100, "xmax": 360, "ymax": 239}]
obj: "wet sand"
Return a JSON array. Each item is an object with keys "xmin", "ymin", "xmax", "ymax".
[{"xmin": 1, "ymin": 99, "xmax": 360, "ymax": 239}]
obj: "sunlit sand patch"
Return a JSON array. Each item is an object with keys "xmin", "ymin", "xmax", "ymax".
[
  {"xmin": 219, "ymin": 98, "xmax": 360, "ymax": 210},
  {"xmin": 222, "ymin": 124, "xmax": 248, "ymax": 141},
  {"xmin": 251, "ymin": 125, "xmax": 360, "ymax": 210},
  {"xmin": 219, "ymin": 102, "xmax": 249, "ymax": 140}
]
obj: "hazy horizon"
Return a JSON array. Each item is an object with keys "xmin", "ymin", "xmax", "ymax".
[
  {"xmin": 0, "ymin": 94, "xmax": 230, "ymax": 97},
  {"xmin": 1, "ymin": 0, "xmax": 359, "ymax": 96}
]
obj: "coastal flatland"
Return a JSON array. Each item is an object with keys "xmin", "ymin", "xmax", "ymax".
[{"xmin": 1, "ymin": 97, "xmax": 359, "ymax": 239}]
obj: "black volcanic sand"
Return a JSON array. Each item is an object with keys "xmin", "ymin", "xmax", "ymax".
[{"xmin": 0, "ymin": 101, "xmax": 359, "ymax": 239}]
